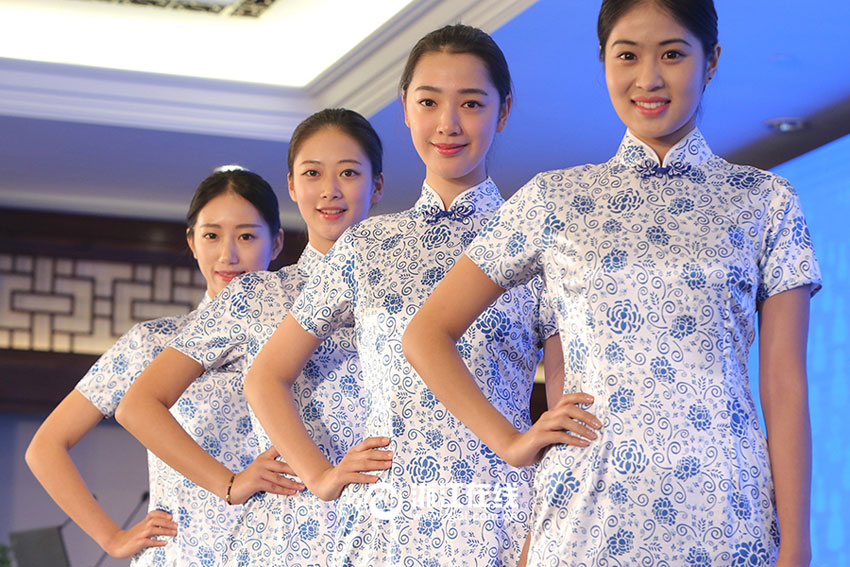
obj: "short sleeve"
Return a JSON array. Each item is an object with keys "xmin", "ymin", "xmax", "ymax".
[
  {"xmin": 291, "ymin": 229, "xmax": 358, "ymax": 339},
  {"xmin": 170, "ymin": 274, "xmax": 263, "ymax": 369},
  {"xmin": 466, "ymin": 174, "xmax": 552, "ymax": 290},
  {"xmin": 757, "ymin": 177, "xmax": 822, "ymax": 303},
  {"xmin": 531, "ymin": 275, "xmax": 559, "ymax": 341},
  {"xmin": 76, "ymin": 320, "xmax": 174, "ymax": 417}
]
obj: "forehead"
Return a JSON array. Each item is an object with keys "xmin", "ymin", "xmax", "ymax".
[
  {"xmin": 607, "ymin": 2, "xmax": 695, "ymax": 44},
  {"xmin": 295, "ymin": 127, "xmax": 366, "ymax": 160},
  {"xmin": 409, "ymin": 50, "xmax": 494, "ymax": 90},
  {"xmin": 196, "ymin": 191, "xmax": 262, "ymax": 221}
]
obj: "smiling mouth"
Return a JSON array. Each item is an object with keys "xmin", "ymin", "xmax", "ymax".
[
  {"xmin": 432, "ymin": 143, "xmax": 467, "ymax": 156},
  {"xmin": 317, "ymin": 208, "xmax": 347, "ymax": 218},
  {"xmin": 633, "ymin": 99, "xmax": 670, "ymax": 115},
  {"xmin": 217, "ymin": 271, "xmax": 244, "ymax": 281}
]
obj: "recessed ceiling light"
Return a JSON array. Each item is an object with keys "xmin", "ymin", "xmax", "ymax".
[{"xmin": 765, "ymin": 117, "xmax": 807, "ymax": 133}]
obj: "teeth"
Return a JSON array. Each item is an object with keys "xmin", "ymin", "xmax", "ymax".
[
  {"xmin": 635, "ymin": 101, "xmax": 667, "ymax": 109},
  {"xmin": 319, "ymin": 209, "xmax": 344, "ymax": 214}
]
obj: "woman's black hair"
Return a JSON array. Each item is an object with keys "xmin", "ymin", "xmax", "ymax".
[
  {"xmin": 287, "ymin": 108, "xmax": 383, "ymax": 180},
  {"xmin": 399, "ymin": 24, "xmax": 513, "ymax": 106},
  {"xmin": 597, "ymin": 0, "xmax": 718, "ymax": 60},
  {"xmin": 186, "ymin": 169, "xmax": 280, "ymax": 236}
]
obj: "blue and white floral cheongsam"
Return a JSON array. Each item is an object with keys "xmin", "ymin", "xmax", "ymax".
[
  {"xmin": 466, "ymin": 129, "xmax": 822, "ymax": 567},
  {"xmin": 171, "ymin": 244, "xmax": 364, "ymax": 567},
  {"xmin": 289, "ymin": 178, "xmax": 557, "ymax": 567},
  {"xmin": 75, "ymin": 300, "xmax": 205, "ymax": 567}
]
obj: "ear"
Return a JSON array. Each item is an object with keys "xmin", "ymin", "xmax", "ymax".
[
  {"xmin": 496, "ymin": 93, "xmax": 512, "ymax": 133},
  {"xmin": 287, "ymin": 173, "xmax": 297, "ymax": 203},
  {"xmin": 705, "ymin": 43, "xmax": 721, "ymax": 85},
  {"xmin": 370, "ymin": 173, "xmax": 385, "ymax": 206},
  {"xmin": 402, "ymin": 91, "xmax": 410, "ymax": 128},
  {"xmin": 186, "ymin": 228, "xmax": 197, "ymax": 258},
  {"xmin": 271, "ymin": 228, "xmax": 284, "ymax": 260}
]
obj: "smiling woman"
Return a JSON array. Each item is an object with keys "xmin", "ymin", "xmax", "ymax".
[{"xmin": 403, "ymin": 1, "xmax": 822, "ymax": 566}]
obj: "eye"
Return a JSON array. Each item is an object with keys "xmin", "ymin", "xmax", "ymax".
[
  {"xmin": 301, "ymin": 169, "xmax": 320, "ymax": 177},
  {"xmin": 418, "ymin": 98, "xmax": 436, "ymax": 107},
  {"xmin": 238, "ymin": 233, "xmax": 257, "ymax": 241},
  {"xmin": 616, "ymin": 51, "xmax": 636, "ymax": 61},
  {"xmin": 662, "ymin": 49, "xmax": 684, "ymax": 60},
  {"xmin": 341, "ymin": 169, "xmax": 360, "ymax": 178},
  {"xmin": 462, "ymin": 100, "xmax": 483, "ymax": 109},
  {"xmin": 203, "ymin": 232, "xmax": 218, "ymax": 240}
]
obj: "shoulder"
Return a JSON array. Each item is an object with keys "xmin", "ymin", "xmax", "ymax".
[
  {"xmin": 709, "ymin": 157, "xmax": 796, "ymax": 199},
  {"xmin": 133, "ymin": 312, "xmax": 193, "ymax": 343}
]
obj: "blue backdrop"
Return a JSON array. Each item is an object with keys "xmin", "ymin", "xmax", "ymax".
[{"xmin": 750, "ymin": 133, "xmax": 850, "ymax": 566}]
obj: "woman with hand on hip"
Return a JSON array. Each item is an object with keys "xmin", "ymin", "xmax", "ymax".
[
  {"xmin": 246, "ymin": 25, "xmax": 597, "ymax": 567},
  {"xmin": 117, "ymin": 109, "xmax": 388, "ymax": 567},
  {"xmin": 25, "ymin": 168, "xmax": 285, "ymax": 565},
  {"xmin": 405, "ymin": 2, "xmax": 821, "ymax": 565}
]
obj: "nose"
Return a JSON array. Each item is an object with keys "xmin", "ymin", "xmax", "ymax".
[
  {"xmin": 219, "ymin": 238, "xmax": 239, "ymax": 265},
  {"xmin": 437, "ymin": 105, "xmax": 461, "ymax": 136},
  {"xmin": 636, "ymin": 58, "xmax": 664, "ymax": 91},
  {"xmin": 320, "ymin": 176, "xmax": 342, "ymax": 200}
]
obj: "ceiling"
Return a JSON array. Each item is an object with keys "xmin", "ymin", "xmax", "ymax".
[{"xmin": 1, "ymin": 0, "xmax": 849, "ymax": 229}]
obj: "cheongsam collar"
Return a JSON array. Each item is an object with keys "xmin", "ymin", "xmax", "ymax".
[
  {"xmin": 295, "ymin": 242, "xmax": 324, "ymax": 277},
  {"xmin": 616, "ymin": 127, "xmax": 713, "ymax": 178},
  {"xmin": 199, "ymin": 293, "xmax": 213, "ymax": 309},
  {"xmin": 415, "ymin": 177, "xmax": 504, "ymax": 223}
]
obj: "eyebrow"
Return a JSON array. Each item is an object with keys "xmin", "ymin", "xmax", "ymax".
[
  {"xmin": 298, "ymin": 159, "xmax": 363, "ymax": 166},
  {"xmin": 414, "ymin": 85, "xmax": 490, "ymax": 96},
  {"xmin": 198, "ymin": 223, "xmax": 263, "ymax": 229},
  {"xmin": 610, "ymin": 38, "xmax": 692, "ymax": 47}
]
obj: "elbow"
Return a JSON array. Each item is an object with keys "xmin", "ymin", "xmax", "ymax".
[
  {"xmin": 401, "ymin": 322, "xmax": 421, "ymax": 369},
  {"xmin": 114, "ymin": 392, "xmax": 135, "ymax": 430},
  {"xmin": 24, "ymin": 436, "xmax": 40, "ymax": 474},
  {"xmin": 243, "ymin": 370, "xmax": 260, "ymax": 409}
]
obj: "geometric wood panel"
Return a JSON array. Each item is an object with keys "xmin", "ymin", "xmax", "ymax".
[{"xmin": 0, "ymin": 253, "xmax": 205, "ymax": 354}]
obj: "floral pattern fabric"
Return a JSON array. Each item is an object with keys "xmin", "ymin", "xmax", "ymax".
[
  {"xmin": 171, "ymin": 244, "xmax": 363, "ymax": 567},
  {"xmin": 465, "ymin": 128, "xmax": 822, "ymax": 566},
  {"xmin": 290, "ymin": 179, "xmax": 558, "ymax": 567},
  {"xmin": 75, "ymin": 301, "xmax": 206, "ymax": 567}
]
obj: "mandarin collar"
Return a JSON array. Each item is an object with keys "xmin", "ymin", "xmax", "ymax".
[
  {"xmin": 414, "ymin": 177, "xmax": 504, "ymax": 217},
  {"xmin": 295, "ymin": 242, "xmax": 324, "ymax": 277},
  {"xmin": 615, "ymin": 127, "xmax": 713, "ymax": 171}
]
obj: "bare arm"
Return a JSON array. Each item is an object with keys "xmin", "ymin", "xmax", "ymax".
[
  {"xmin": 758, "ymin": 285, "xmax": 813, "ymax": 567},
  {"xmin": 244, "ymin": 315, "xmax": 392, "ymax": 501},
  {"xmin": 542, "ymin": 334, "xmax": 566, "ymax": 411},
  {"xmin": 403, "ymin": 255, "xmax": 600, "ymax": 467},
  {"xmin": 25, "ymin": 390, "xmax": 177, "ymax": 558},
  {"xmin": 116, "ymin": 347, "xmax": 301, "ymax": 505}
]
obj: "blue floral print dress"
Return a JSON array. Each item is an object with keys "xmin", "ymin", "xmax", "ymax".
[
  {"xmin": 465, "ymin": 129, "xmax": 822, "ymax": 567},
  {"xmin": 289, "ymin": 179, "xmax": 558, "ymax": 567},
  {"xmin": 170, "ymin": 244, "xmax": 364, "ymax": 567},
  {"xmin": 75, "ymin": 299, "xmax": 206, "ymax": 567}
]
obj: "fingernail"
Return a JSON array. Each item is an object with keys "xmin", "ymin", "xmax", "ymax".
[{"xmin": 579, "ymin": 439, "xmax": 589, "ymax": 446}]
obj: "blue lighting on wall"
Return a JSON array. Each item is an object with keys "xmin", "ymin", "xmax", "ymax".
[{"xmin": 747, "ymin": 133, "xmax": 850, "ymax": 566}]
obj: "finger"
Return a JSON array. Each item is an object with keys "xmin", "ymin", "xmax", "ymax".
[
  {"xmin": 146, "ymin": 510, "xmax": 173, "ymax": 521},
  {"xmin": 143, "ymin": 539, "xmax": 168, "ymax": 548},
  {"xmin": 265, "ymin": 474, "xmax": 305, "ymax": 491},
  {"xmin": 546, "ymin": 405, "xmax": 602, "ymax": 430},
  {"xmin": 542, "ymin": 431, "xmax": 590, "ymax": 447},
  {"xmin": 146, "ymin": 526, "xmax": 178, "ymax": 538},
  {"xmin": 344, "ymin": 472, "xmax": 381, "ymax": 484},
  {"xmin": 355, "ymin": 436, "xmax": 391, "ymax": 450},
  {"xmin": 259, "ymin": 446, "xmax": 280, "ymax": 460},
  {"xmin": 556, "ymin": 392, "xmax": 594, "ymax": 407},
  {"xmin": 265, "ymin": 460, "xmax": 298, "ymax": 476}
]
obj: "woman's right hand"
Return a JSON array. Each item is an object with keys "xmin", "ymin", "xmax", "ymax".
[
  {"xmin": 311, "ymin": 437, "xmax": 393, "ymax": 501},
  {"xmin": 502, "ymin": 393, "xmax": 601, "ymax": 467},
  {"xmin": 102, "ymin": 510, "xmax": 177, "ymax": 558},
  {"xmin": 227, "ymin": 446, "xmax": 306, "ymax": 505}
]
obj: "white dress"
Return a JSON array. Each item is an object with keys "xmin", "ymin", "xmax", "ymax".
[
  {"xmin": 465, "ymin": 129, "xmax": 822, "ymax": 566},
  {"xmin": 170, "ymin": 244, "xmax": 363, "ymax": 567},
  {"xmin": 289, "ymin": 178, "xmax": 557, "ymax": 567},
  {"xmin": 75, "ymin": 299, "xmax": 205, "ymax": 567}
]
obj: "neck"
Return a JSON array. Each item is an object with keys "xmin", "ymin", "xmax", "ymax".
[
  {"xmin": 425, "ymin": 171, "xmax": 488, "ymax": 210},
  {"xmin": 307, "ymin": 233, "xmax": 333, "ymax": 255}
]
